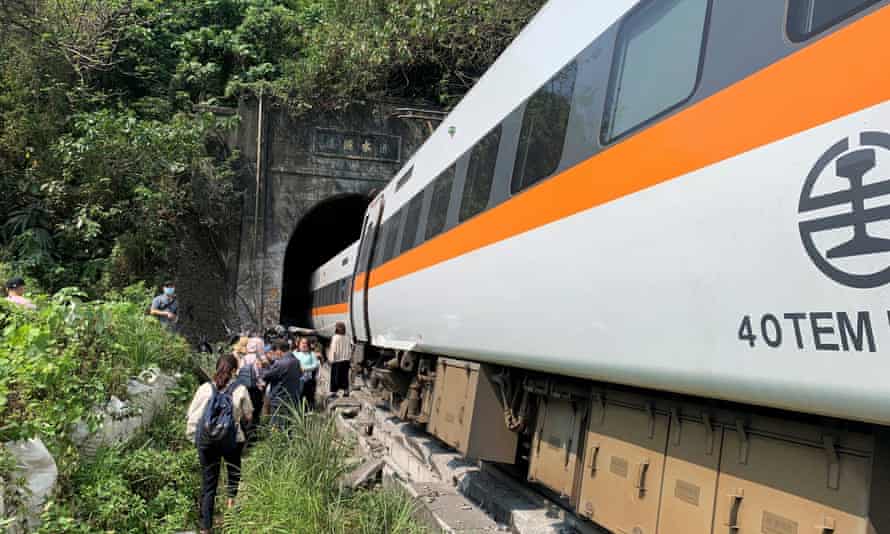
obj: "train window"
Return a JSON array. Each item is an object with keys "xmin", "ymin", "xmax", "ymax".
[
  {"xmin": 511, "ymin": 62, "xmax": 577, "ymax": 194},
  {"xmin": 425, "ymin": 165, "xmax": 456, "ymax": 240},
  {"xmin": 395, "ymin": 166, "xmax": 413, "ymax": 191},
  {"xmin": 356, "ymin": 220, "xmax": 374, "ymax": 275},
  {"xmin": 372, "ymin": 219, "xmax": 390, "ymax": 270},
  {"xmin": 400, "ymin": 194, "xmax": 424, "ymax": 254},
  {"xmin": 460, "ymin": 126, "xmax": 502, "ymax": 222},
  {"xmin": 787, "ymin": 0, "xmax": 880, "ymax": 41},
  {"xmin": 383, "ymin": 209, "xmax": 403, "ymax": 263},
  {"xmin": 602, "ymin": 0, "xmax": 709, "ymax": 143}
]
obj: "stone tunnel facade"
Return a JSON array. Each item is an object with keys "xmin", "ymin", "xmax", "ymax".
[{"xmin": 231, "ymin": 97, "xmax": 441, "ymax": 330}]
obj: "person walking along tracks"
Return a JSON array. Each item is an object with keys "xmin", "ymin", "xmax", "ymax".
[
  {"xmin": 235, "ymin": 337, "xmax": 266, "ymax": 444},
  {"xmin": 187, "ymin": 353, "xmax": 253, "ymax": 534},
  {"xmin": 327, "ymin": 322, "xmax": 352, "ymax": 396},
  {"xmin": 261, "ymin": 338, "xmax": 302, "ymax": 427}
]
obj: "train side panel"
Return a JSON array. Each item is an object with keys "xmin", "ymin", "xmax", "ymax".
[
  {"xmin": 364, "ymin": 2, "xmax": 890, "ymax": 427},
  {"xmin": 310, "ymin": 243, "xmax": 357, "ymax": 338}
]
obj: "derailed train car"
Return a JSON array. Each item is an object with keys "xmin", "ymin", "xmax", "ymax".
[
  {"xmin": 310, "ymin": 0, "xmax": 890, "ymax": 531},
  {"xmin": 310, "ymin": 243, "xmax": 357, "ymax": 338}
]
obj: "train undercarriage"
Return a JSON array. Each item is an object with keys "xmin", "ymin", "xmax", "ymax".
[{"xmin": 359, "ymin": 344, "xmax": 890, "ymax": 534}]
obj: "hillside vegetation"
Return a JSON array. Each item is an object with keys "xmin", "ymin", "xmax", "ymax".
[
  {"xmin": 0, "ymin": 0, "xmax": 545, "ymax": 295},
  {"xmin": 1, "ymin": 3, "xmax": 545, "ymax": 531}
]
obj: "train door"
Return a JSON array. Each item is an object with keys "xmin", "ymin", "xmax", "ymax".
[{"xmin": 350, "ymin": 197, "xmax": 384, "ymax": 343}]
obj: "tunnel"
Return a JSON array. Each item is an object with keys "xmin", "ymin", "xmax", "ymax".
[{"xmin": 279, "ymin": 193, "xmax": 371, "ymax": 327}]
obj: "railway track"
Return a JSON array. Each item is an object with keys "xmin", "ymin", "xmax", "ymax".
[{"xmin": 324, "ymin": 377, "xmax": 606, "ymax": 534}]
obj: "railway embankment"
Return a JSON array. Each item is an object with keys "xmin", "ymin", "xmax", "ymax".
[{"xmin": 321, "ymin": 369, "xmax": 605, "ymax": 534}]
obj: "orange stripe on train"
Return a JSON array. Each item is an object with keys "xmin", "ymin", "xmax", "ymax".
[
  {"xmin": 312, "ymin": 303, "xmax": 349, "ymax": 316},
  {"xmin": 357, "ymin": 5, "xmax": 890, "ymax": 291}
]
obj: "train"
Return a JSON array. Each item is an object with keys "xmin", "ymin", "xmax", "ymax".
[{"xmin": 310, "ymin": 0, "xmax": 890, "ymax": 532}]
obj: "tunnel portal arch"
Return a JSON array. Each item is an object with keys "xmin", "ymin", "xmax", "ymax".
[{"xmin": 279, "ymin": 193, "xmax": 370, "ymax": 327}]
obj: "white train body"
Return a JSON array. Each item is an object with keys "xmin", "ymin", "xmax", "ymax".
[
  {"xmin": 309, "ymin": 243, "xmax": 356, "ymax": 338},
  {"xmin": 312, "ymin": 0, "xmax": 890, "ymax": 426},
  {"xmin": 307, "ymin": 1, "xmax": 890, "ymax": 529}
]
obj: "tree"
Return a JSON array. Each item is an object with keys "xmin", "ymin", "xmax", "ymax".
[{"xmin": 0, "ymin": 0, "xmax": 545, "ymax": 295}]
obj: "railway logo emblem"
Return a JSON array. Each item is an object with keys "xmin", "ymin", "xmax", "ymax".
[{"xmin": 799, "ymin": 131, "xmax": 890, "ymax": 288}]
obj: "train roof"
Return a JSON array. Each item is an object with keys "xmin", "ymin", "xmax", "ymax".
[
  {"xmin": 374, "ymin": 0, "xmax": 634, "ymax": 221},
  {"xmin": 310, "ymin": 241, "xmax": 358, "ymax": 290}
]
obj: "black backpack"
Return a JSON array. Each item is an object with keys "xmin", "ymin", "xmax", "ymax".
[{"xmin": 195, "ymin": 383, "xmax": 238, "ymax": 450}]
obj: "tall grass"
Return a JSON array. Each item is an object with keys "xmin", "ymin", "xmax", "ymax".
[
  {"xmin": 225, "ymin": 408, "xmax": 425, "ymax": 534},
  {"xmin": 108, "ymin": 308, "xmax": 178, "ymax": 370}
]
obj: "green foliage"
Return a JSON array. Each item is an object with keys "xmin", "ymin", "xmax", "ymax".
[
  {"xmin": 0, "ymin": 445, "xmax": 27, "ymax": 528},
  {"xmin": 1, "ymin": 0, "xmax": 540, "ymax": 294},
  {"xmin": 37, "ymin": 387, "xmax": 201, "ymax": 534},
  {"xmin": 0, "ymin": 284, "xmax": 190, "ymax": 452},
  {"xmin": 0, "ymin": 281, "xmax": 199, "ymax": 532},
  {"xmin": 268, "ymin": 0, "xmax": 546, "ymax": 109},
  {"xmin": 1, "ymin": 103, "xmax": 236, "ymax": 292},
  {"xmin": 226, "ymin": 408, "xmax": 425, "ymax": 534}
]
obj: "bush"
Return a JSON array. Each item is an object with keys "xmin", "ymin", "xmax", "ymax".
[
  {"xmin": 0, "ymin": 281, "xmax": 195, "ymax": 532},
  {"xmin": 0, "ymin": 284, "xmax": 191, "ymax": 450},
  {"xmin": 226, "ymin": 408, "xmax": 425, "ymax": 534},
  {"xmin": 37, "ymin": 388, "xmax": 202, "ymax": 534}
]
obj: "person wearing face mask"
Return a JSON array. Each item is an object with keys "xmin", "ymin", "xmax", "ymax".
[
  {"xmin": 293, "ymin": 337, "xmax": 319, "ymax": 411},
  {"xmin": 150, "ymin": 281, "xmax": 178, "ymax": 328}
]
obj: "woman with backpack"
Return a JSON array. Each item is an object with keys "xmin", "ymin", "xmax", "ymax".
[
  {"xmin": 186, "ymin": 353, "xmax": 254, "ymax": 534},
  {"xmin": 236, "ymin": 338, "xmax": 266, "ymax": 443}
]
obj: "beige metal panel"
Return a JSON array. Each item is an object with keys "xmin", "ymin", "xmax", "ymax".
[
  {"xmin": 869, "ymin": 428, "xmax": 890, "ymax": 534},
  {"xmin": 658, "ymin": 412, "xmax": 724, "ymax": 534},
  {"xmin": 579, "ymin": 395, "xmax": 669, "ymax": 534},
  {"xmin": 465, "ymin": 364, "xmax": 519, "ymax": 463},
  {"xmin": 528, "ymin": 397, "xmax": 586, "ymax": 498},
  {"xmin": 745, "ymin": 414, "xmax": 873, "ymax": 454},
  {"xmin": 715, "ymin": 426, "xmax": 872, "ymax": 534},
  {"xmin": 427, "ymin": 359, "xmax": 518, "ymax": 462},
  {"xmin": 428, "ymin": 359, "xmax": 474, "ymax": 449}
]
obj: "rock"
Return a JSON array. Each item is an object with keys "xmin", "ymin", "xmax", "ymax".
[
  {"xmin": 340, "ymin": 407, "xmax": 360, "ymax": 418},
  {"xmin": 342, "ymin": 458, "xmax": 385, "ymax": 489},
  {"xmin": 126, "ymin": 378, "xmax": 152, "ymax": 396},
  {"xmin": 106, "ymin": 396, "xmax": 128, "ymax": 418},
  {"xmin": 3, "ymin": 438, "xmax": 58, "ymax": 532},
  {"xmin": 77, "ymin": 369, "xmax": 179, "ymax": 457}
]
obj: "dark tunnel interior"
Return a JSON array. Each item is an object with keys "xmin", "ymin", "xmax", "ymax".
[{"xmin": 279, "ymin": 193, "xmax": 370, "ymax": 327}]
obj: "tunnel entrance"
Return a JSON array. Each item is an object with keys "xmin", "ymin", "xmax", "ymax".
[{"xmin": 279, "ymin": 193, "xmax": 370, "ymax": 327}]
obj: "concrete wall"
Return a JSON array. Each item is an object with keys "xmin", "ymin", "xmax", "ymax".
[{"xmin": 231, "ymin": 97, "xmax": 441, "ymax": 330}]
